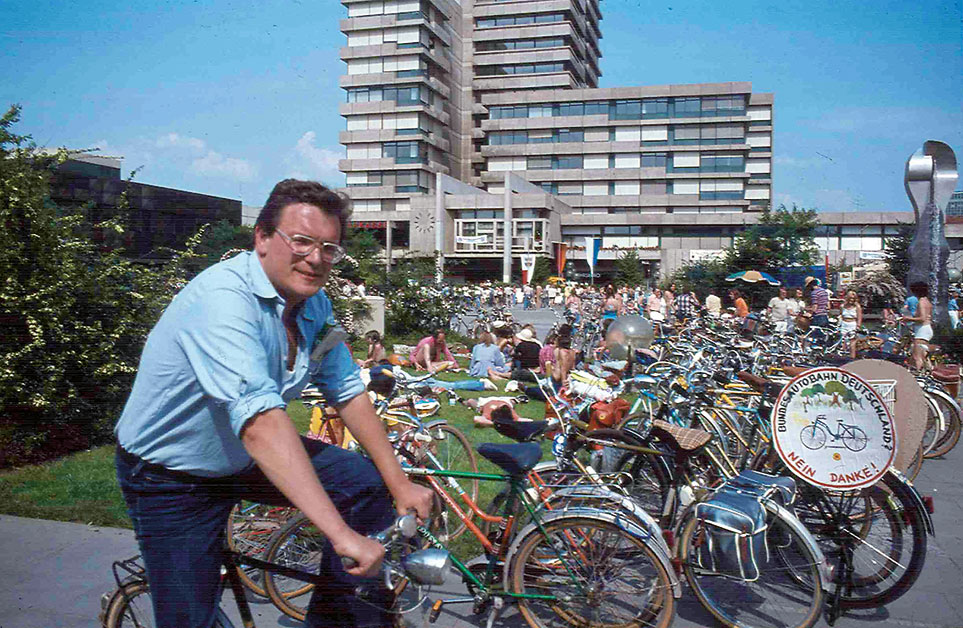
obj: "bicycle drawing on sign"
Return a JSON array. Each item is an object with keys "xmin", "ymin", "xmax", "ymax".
[{"xmin": 800, "ymin": 415, "xmax": 869, "ymax": 452}]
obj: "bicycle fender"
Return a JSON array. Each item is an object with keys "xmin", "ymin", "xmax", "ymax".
[
  {"xmin": 544, "ymin": 485, "xmax": 667, "ymax": 551},
  {"xmin": 926, "ymin": 386, "xmax": 961, "ymax": 415},
  {"xmin": 503, "ymin": 506, "xmax": 682, "ymax": 599},
  {"xmin": 887, "ymin": 467, "xmax": 935, "ymax": 536},
  {"xmin": 763, "ymin": 500, "xmax": 833, "ymax": 592}
]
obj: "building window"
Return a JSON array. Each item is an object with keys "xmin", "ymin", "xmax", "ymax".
[
  {"xmin": 476, "ymin": 62, "xmax": 567, "ymax": 76},
  {"xmin": 475, "ymin": 13, "xmax": 565, "ymax": 28},
  {"xmin": 611, "ymin": 99, "xmax": 642, "ymax": 120},
  {"xmin": 641, "ymin": 153, "xmax": 668, "ymax": 168},
  {"xmin": 475, "ymin": 37, "xmax": 566, "ymax": 51}
]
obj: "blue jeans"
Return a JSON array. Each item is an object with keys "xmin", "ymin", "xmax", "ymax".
[
  {"xmin": 116, "ymin": 439, "xmax": 394, "ymax": 628},
  {"xmin": 422, "ymin": 377, "xmax": 486, "ymax": 391}
]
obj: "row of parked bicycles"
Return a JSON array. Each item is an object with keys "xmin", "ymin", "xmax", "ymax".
[{"xmin": 101, "ymin": 310, "xmax": 955, "ymax": 628}]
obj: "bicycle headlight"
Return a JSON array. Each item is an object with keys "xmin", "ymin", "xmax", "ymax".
[{"xmin": 402, "ymin": 548, "xmax": 452, "ymax": 586}]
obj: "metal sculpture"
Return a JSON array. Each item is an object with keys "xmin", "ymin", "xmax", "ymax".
[{"xmin": 905, "ymin": 141, "xmax": 958, "ymax": 327}]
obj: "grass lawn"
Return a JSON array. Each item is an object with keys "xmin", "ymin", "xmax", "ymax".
[{"xmin": 0, "ymin": 363, "xmax": 547, "ymax": 562}]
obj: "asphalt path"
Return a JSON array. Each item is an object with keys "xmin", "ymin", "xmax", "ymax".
[{"xmin": 2, "ymin": 306, "xmax": 961, "ymax": 628}]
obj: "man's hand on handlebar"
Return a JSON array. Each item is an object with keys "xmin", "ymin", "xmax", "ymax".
[
  {"xmin": 393, "ymin": 480, "xmax": 434, "ymax": 521},
  {"xmin": 334, "ymin": 530, "xmax": 386, "ymax": 578}
]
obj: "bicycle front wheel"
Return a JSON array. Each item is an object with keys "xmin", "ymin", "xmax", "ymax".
[
  {"xmin": 412, "ymin": 422, "xmax": 479, "ymax": 542},
  {"xmin": 509, "ymin": 516, "xmax": 676, "ymax": 628},
  {"xmin": 793, "ymin": 471, "xmax": 928, "ymax": 608},
  {"xmin": 679, "ymin": 506, "xmax": 824, "ymax": 628}
]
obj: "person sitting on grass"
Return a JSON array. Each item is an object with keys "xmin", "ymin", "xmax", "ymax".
[
  {"xmin": 510, "ymin": 327, "xmax": 543, "ymax": 384},
  {"xmin": 469, "ymin": 331, "xmax": 511, "ymax": 381},
  {"xmin": 409, "ymin": 329, "xmax": 459, "ymax": 373},
  {"xmin": 357, "ymin": 330, "xmax": 386, "ymax": 368}
]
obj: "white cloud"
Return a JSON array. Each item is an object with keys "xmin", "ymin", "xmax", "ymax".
[
  {"xmin": 156, "ymin": 132, "xmax": 206, "ymax": 152},
  {"xmin": 773, "ymin": 155, "xmax": 826, "ymax": 169},
  {"xmin": 191, "ymin": 150, "xmax": 257, "ymax": 182},
  {"xmin": 290, "ymin": 131, "xmax": 344, "ymax": 184},
  {"xmin": 153, "ymin": 132, "xmax": 257, "ymax": 182}
]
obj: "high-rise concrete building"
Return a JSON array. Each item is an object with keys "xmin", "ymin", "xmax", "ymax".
[{"xmin": 338, "ymin": 0, "xmax": 777, "ymax": 280}]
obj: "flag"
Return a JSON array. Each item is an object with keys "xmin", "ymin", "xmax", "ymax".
[
  {"xmin": 585, "ymin": 237, "xmax": 602, "ymax": 270},
  {"xmin": 520, "ymin": 254, "xmax": 537, "ymax": 284},
  {"xmin": 555, "ymin": 242, "xmax": 568, "ymax": 276}
]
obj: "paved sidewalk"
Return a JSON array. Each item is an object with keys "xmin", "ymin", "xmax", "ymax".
[{"xmin": 2, "ymin": 438, "xmax": 961, "ymax": 628}]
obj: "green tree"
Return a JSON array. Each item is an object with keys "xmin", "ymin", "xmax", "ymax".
[
  {"xmin": 614, "ymin": 249, "xmax": 646, "ymax": 287},
  {"xmin": 531, "ymin": 257, "xmax": 554, "ymax": 285},
  {"xmin": 180, "ymin": 219, "xmax": 253, "ymax": 273},
  {"xmin": 0, "ymin": 105, "xmax": 190, "ymax": 465},
  {"xmin": 341, "ymin": 227, "xmax": 384, "ymax": 287},
  {"xmin": 726, "ymin": 204, "xmax": 820, "ymax": 273},
  {"xmin": 670, "ymin": 255, "xmax": 730, "ymax": 301},
  {"xmin": 883, "ymin": 223, "xmax": 912, "ymax": 284}
]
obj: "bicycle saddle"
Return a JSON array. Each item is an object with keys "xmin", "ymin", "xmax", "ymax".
[
  {"xmin": 736, "ymin": 371, "xmax": 784, "ymax": 398},
  {"xmin": 492, "ymin": 416, "xmax": 549, "ymax": 442},
  {"xmin": 649, "ymin": 420, "xmax": 712, "ymax": 455},
  {"xmin": 477, "ymin": 442, "xmax": 542, "ymax": 477},
  {"xmin": 781, "ymin": 365, "xmax": 810, "ymax": 378}
]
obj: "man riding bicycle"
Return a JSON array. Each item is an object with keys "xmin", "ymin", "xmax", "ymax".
[{"xmin": 114, "ymin": 180, "xmax": 433, "ymax": 627}]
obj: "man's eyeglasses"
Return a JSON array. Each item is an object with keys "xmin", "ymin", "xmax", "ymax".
[{"xmin": 275, "ymin": 229, "xmax": 346, "ymax": 264}]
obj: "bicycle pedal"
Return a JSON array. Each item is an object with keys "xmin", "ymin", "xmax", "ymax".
[{"xmin": 428, "ymin": 600, "xmax": 443, "ymax": 623}]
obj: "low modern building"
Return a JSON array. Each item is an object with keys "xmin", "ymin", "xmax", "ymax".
[
  {"xmin": 946, "ymin": 190, "xmax": 963, "ymax": 217},
  {"xmin": 51, "ymin": 154, "xmax": 242, "ymax": 258}
]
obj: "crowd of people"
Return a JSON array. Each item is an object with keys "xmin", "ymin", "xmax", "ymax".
[{"xmin": 448, "ymin": 274, "xmax": 958, "ymax": 371}]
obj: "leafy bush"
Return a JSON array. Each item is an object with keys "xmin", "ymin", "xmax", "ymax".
[
  {"xmin": 0, "ymin": 106, "xmax": 198, "ymax": 465},
  {"xmin": 932, "ymin": 325, "xmax": 963, "ymax": 365},
  {"xmin": 383, "ymin": 255, "xmax": 455, "ymax": 338}
]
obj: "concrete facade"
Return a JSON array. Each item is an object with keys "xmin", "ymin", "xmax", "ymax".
[{"xmin": 337, "ymin": 0, "xmax": 930, "ymax": 282}]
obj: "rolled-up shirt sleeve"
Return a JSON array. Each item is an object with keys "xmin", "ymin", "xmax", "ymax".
[
  {"xmin": 176, "ymin": 288, "xmax": 285, "ymax": 436},
  {"xmin": 314, "ymin": 341, "xmax": 365, "ymax": 406},
  {"xmin": 310, "ymin": 304, "xmax": 365, "ymax": 406}
]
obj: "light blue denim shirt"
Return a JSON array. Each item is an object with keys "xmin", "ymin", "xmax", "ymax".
[{"xmin": 115, "ymin": 251, "xmax": 363, "ymax": 477}]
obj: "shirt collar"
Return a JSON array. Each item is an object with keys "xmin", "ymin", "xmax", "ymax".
[
  {"xmin": 246, "ymin": 251, "xmax": 318, "ymax": 322},
  {"xmin": 248, "ymin": 250, "xmax": 280, "ymax": 301}
]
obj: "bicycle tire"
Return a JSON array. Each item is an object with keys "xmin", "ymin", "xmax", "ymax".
[
  {"xmin": 509, "ymin": 515, "xmax": 676, "ymax": 628},
  {"xmin": 921, "ymin": 396, "xmax": 943, "ymax": 457},
  {"xmin": 102, "ymin": 581, "xmax": 155, "ymax": 628},
  {"xmin": 225, "ymin": 502, "xmax": 293, "ymax": 597},
  {"xmin": 679, "ymin": 504, "xmax": 824, "ymax": 628},
  {"xmin": 928, "ymin": 391, "xmax": 962, "ymax": 458},
  {"xmin": 589, "ymin": 428, "xmax": 672, "ymax": 517},
  {"xmin": 410, "ymin": 422, "xmax": 479, "ymax": 542},
  {"xmin": 102, "ymin": 580, "xmax": 229, "ymax": 628},
  {"xmin": 800, "ymin": 425, "xmax": 826, "ymax": 450},
  {"xmin": 261, "ymin": 513, "xmax": 320, "ymax": 621},
  {"xmin": 792, "ymin": 471, "xmax": 927, "ymax": 608},
  {"xmin": 904, "ymin": 441, "xmax": 924, "ymax": 482}
]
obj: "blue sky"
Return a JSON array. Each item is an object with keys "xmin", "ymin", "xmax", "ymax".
[{"xmin": 2, "ymin": 0, "xmax": 960, "ymax": 212}]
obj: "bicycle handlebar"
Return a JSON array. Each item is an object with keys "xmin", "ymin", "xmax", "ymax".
[{"xmin": 340, "ymin": 513, "xmax": 417, "ymax": 570}]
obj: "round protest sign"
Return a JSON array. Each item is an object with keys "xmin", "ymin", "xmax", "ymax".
[
  {"xmin": 772, "ymin": 367, "xmax": 897, "ymax": 491},
  {"xmin": 842, "ymin": 359, "xmax": 925, "ymax": 474}
]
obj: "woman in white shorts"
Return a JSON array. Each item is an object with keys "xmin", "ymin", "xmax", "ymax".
[{"xmin": 902, "ymin": 282, "xmax": 933, "ymax": 369}]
